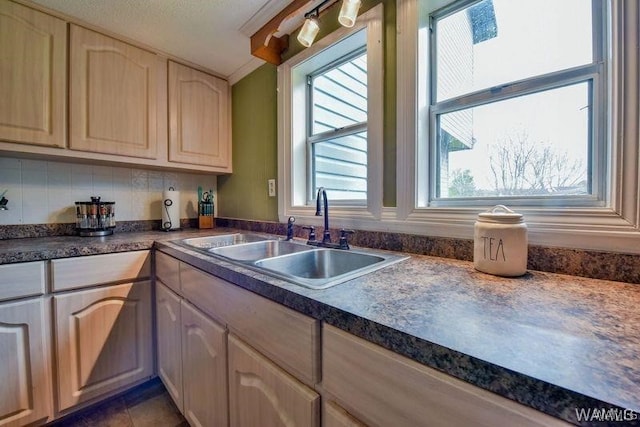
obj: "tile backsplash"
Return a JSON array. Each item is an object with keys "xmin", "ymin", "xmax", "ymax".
[{"xmin": 0, "ymin": 157, "xmax": 216, "ymax": 225}]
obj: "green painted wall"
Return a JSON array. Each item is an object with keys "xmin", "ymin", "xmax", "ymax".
[
  {"xmin": 218, "ymin": 63, "xmax": 279, "ymax": 221},
  {"xmin": 218, "ymin": 0, "xmax": 396, "ymax": 221}
]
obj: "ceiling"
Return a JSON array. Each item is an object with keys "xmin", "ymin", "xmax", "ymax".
[{"xmin": 30, "ymin": 0, "xmax": 296, "ymax": 82}]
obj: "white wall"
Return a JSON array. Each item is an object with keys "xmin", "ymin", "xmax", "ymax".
[{"xmin": 0, "ymin": 156, "xmax": 217, "ymax": 225}]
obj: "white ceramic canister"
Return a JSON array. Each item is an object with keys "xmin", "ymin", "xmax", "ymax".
[{"xmin": 473, "ymin": 205, "xmax": 528, "ymax": 277}]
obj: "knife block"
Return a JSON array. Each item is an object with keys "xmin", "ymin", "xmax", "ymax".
[
  {"xmin": 198, "ymin": 201, "xmax": 214, "ymax": 229},
  {"xmin": 199, "ymin": 215, "xmax": 214, "ymax": 229}
]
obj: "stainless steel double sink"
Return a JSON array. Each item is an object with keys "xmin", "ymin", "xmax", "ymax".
[{"xmin": 176, "ymin": 233, "xmax": 408, "ymax": 289}]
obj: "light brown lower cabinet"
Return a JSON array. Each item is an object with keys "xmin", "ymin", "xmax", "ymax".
[
  {"xmin": 155, "ymin": 281, "xmax": 184, "ymax": 411},
  {"xmin": 157, "ymin": 252, "xmax": 569, "ymax": 427},
  {"xmin": 54, "ymin": 281, "xmax": 153, "ymax": 411},
  {"xmin": 181, "ymin": 299, "xmax": 228, "ymax": 427},
  {"xmin": 322, "ymin": 324, "xmax": 569, "ymax": 427},
  {"xmin": 228, "ymin": 334, "xmax": 320, "ymax": 427},
  {"xmin": 156, "ymin": 252, "xmax": 323, "ymax": 427},
  {"xmin": 156, "ymin": 281, "xmax": 228, "ymax": 427},
  {"xmin": 0, "ymin": 297, "xmax": 53, "ymax": 427}
]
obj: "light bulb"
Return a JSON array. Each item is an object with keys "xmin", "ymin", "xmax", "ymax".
[
  {"xmin": 297, "ymin": 17, "xmax": 320, "ymax": 47},
  {"xmin": 338, "ymin": 0, "xmax": 361, "ymax": 28}
]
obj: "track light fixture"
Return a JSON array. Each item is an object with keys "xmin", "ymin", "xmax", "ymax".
[
  {"xmin": 296, "ymin": 0, "xmax": 362, "ymax": 48},
  {"xmin": 297, "ymin": 8, "xmax": 321, "ymax": 47},
  {"xmin": 338, "ymin": 0, "xmax": 361, "ymax": 28}
]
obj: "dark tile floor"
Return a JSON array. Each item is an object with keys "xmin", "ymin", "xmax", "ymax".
[{"xmin": 49, "ymin": 378, "xmax": 188, "ymax": 426}]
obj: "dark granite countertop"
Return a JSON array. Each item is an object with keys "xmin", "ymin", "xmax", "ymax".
[
  {"xmin": 2, "ymin": 229, "xmax": 639, "ymax": 425},
  {"xmin": 0, "ymin": 228, "xmax": 226, "ymax": 263}
]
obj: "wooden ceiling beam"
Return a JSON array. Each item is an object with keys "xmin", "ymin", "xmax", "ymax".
[{"xmin": 250, "ymin": 0, "xmax": 310, "ymax": 65}]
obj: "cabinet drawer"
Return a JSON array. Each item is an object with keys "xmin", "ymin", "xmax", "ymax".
[
  {"xmin": 323, "ymin": 325, "xmax": 569, "ymax": 427},
  {"xmin": 0, "ymin": 261, "xmax": 46, "ymax": 301},
  {"xmin": 181, "ymin": 263, "xmax": 320, "ymax": 385},
  {"xmin": 156, "ymin": 251, "xmax": 180, "ymax": 293},
  {"xmin": 51, "ymin": 251, "xmax": 150, "ymax": 291}
]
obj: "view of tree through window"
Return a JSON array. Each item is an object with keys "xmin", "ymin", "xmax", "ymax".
[{"xmin": 432, "ymin": 0, "xmax": 598, "ymax": 199}]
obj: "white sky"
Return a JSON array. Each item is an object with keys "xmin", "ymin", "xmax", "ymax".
[{"xmin": 439, "ymin": 0, "xmax": 593, "ymax": 190}]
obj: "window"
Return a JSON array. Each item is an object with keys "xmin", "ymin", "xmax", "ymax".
[
  {"xmin": 396, "ymin": 0, "xmax": 640, "ymax": 252},
  {"xmin": 428, "ymin": 0, "xmax": 604, "ymax": 205},
  {"xmin": 278, "ymin": 4, "xmax": 383, "ymax": 222}
]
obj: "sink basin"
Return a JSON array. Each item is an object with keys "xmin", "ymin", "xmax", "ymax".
[
  {"xmin": 180, "ymin": 233, "xmax": 269, "ymax": 250},
  {"xmin": 209, "ymin": 240, "xmax": 314, "ymax": 262},
  {"xmin": 253, "ymin": 248, "xmax": 407, "ymax": 289},
  {"xmin": 173, "ymin": 232, "xmax": 408, "ymax": 290}
]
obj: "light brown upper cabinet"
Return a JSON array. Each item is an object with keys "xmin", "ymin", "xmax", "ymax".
[
  {"xmin": 168, "ymin": 61, "xmax": 231, "ymax": 169},
  {"xmin": 0, "ymin": 1, "xmax": 66, "ymax": 148},
  {"xmin": 69, "ymin": 25, "xmax": 159, "ymax": 159}
]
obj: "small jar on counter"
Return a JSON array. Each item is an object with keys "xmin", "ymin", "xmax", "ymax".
[{"xmin": 473, "ymin": 205, "xmax": 528, "ymax": 277}]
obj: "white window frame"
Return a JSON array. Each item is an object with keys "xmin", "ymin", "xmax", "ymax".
[
  {"xmin": 428, "ymin": 0, "xmax": 605, "ymax": 207},
  {"xmin": 278, "ymin": 3, "xmax": 384, "ymax": 227},
  {"xmin": 396, "ymin": 0, "xmax": 640, "ymax": 253}
]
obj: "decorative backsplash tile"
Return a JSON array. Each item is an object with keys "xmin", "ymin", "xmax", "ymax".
[{"xmin": 0, "ymin": 156, "xmax": 217, "ymax": 226}]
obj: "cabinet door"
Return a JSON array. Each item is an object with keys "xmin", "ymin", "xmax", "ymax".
[
  {"xmin": 0, "ymin": 297, "xmax": 52, "ymax": 427},
  {"xmin": 181, "ymin": 263, "xmax": 320, "ymax": 386},
  {"xmin": 69, "ymin": 25, "xmax": 158, "ymax": 159},
  {"xmin": 0, "ymin": 1, "xmax": 66, "ymax": 147},
  {"xmin": 181, "ymin": 300, "xmax": 228, "ymax": 427},
  {"xmin": 228, "ymin": 334, "xmax": 319, "ymax": 427},
  {"xmin": 324, "ymin": 401, "xmax": 367, "ymax": 427},
  {"xmin": 54, "ymin": 281, "xmax": 153, "ymax": 411},
  {"xmin": 168, "ymin": 60, "xmax": 230, "ymax": 168},
  {"xmin": 155, "ymin": 281, "xmax": 183, "ymax": 412}
]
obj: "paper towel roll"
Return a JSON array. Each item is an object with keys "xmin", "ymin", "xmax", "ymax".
[{"xmin": 162, "ymin": 189, "xmax": 180, "ymax": 230}]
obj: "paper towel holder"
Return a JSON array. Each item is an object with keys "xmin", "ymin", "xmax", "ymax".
[{"xmin": 162, "ymin": 187, "xmax": 180, "ymax": 232}]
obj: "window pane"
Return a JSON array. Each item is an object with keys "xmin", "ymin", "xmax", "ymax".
[
  {"xmin": 313, "ymin": 132, "xmax": 367, "ymax": 200},
  {"xmin": 435, "ymin": 0, "xmax": 593, "ymax": 102},
  {"xmin": 438, "ymin": 83, "xmax": 590, "ymax": 198},
  {"xmin": 312, "ymin": 53, "xmax": 367, "ymax": 134}
]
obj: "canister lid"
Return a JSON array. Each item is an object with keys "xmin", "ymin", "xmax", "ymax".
[{"xmin": 477, "ymin": 205, "xmax": 524, "ymax": 224}]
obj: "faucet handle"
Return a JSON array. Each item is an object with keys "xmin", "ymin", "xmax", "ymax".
[
  {"xmin": 339, "ymin": 229, "xmax": 355, "ymax": 250},
  {"xmin": 302, "ymin": 226, "xmax": 316, "ymax": 242}
]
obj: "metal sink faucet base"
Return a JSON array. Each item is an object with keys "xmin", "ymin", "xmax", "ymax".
[{"xmin": 308, "ymin": 187, "xmax": 354, "ymax": 250}]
